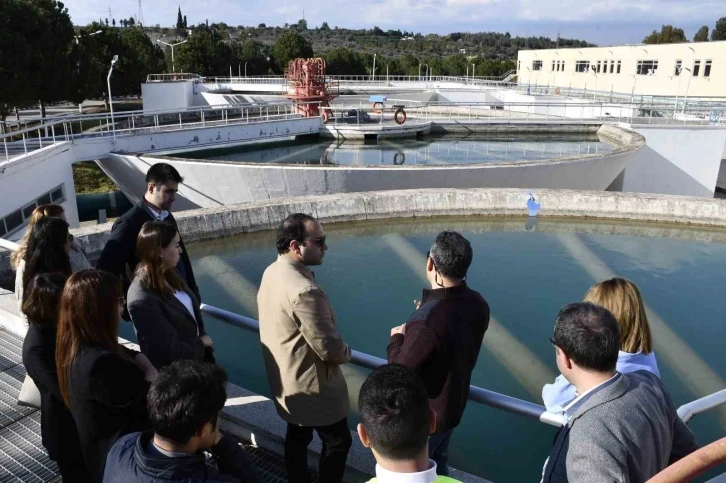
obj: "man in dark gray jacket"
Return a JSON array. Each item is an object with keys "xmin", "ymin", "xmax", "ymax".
[{"xmin": 542, "ymin": 303, "xmax": 697, "ymax": 483}]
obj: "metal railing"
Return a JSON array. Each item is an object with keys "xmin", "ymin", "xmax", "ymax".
[
  {"xmin": 198, "ymin": 303, "xmax": 567, "ymax": 427},
  {"xmin": 146, "ymin": 73, "xmax": 203, "ymax": 82},
  {"xmin": 1, "ymin": 235, "xmax": 725, "ymax": 428},
  {"xmin": 1, "ymin": 100, "xmax": 317, "ymax": 163},
  {"xmin": 3, "ymin": 99, "xmax": 725, "ymax": 164}
]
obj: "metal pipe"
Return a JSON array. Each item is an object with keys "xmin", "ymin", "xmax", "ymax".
[{"xmin": 199, "ymin": 303, "xmax": 565, "ymax": 426}]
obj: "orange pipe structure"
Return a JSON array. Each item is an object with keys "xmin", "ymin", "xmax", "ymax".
[
  {"xmin": 647, "ymin": 437, "xmax": 726, "ymax": 483},
  {"xmin": 284, "ymin": 58, "xmax": 337, "ymax": 122}
]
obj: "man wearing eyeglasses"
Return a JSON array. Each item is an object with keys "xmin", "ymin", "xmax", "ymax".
[
  {"xmin": 257, "ymin": 213, "xmax": 352, "ymax": 483},
  {"xmin": 387, "ymin": 231, "xmax": 490, "ymax": 476}
]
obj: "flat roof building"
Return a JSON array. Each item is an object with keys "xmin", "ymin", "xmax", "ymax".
[{"xmin": 516, "ymin": 41, "xmax": 726, "ymax": 99}]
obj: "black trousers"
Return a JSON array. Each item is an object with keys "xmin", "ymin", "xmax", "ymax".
[
  {"xmin": 285, "ymin": 417, "xmax": 352, "ymax": 483},
  {"xmin": 56, "ymin": 454, "xmax": 94, "ymax": 483}
]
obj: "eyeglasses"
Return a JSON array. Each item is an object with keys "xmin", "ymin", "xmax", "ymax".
[
  {"xmin": 549, "ymin": 336, "xmax": 558, "ymax": 347},
  {"xmin": 305, "ymin": 236, "xmax": 326, "ymax": 248},
  {"xmin": 67, "ymin": 234, "xmax": 74, "ymax": 242}
]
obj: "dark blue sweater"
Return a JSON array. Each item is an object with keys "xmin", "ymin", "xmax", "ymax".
[{"xmin": 103, "ymin": 431, "xmax": 261, "ymax": 483}]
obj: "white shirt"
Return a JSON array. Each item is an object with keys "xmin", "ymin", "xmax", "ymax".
[
  {"xmin": 374, "ymin": 460, "xmax": 438, "ymax": 483},
  {"xmin": 173, "ymin": 291, "xmax": 198, "ymax": 333},
  {"xmin": 147, "ymin": 205, "xmax": 170, "ymax": 221}
]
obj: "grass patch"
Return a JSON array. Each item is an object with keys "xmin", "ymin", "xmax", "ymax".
[{"xmin": 73, "ymin": 162, "xmax": 118, "ymax": 194}]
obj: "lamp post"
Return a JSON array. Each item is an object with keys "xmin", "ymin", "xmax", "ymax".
[
  {"xmin": 245, "ymin": 62, "xmax": 248, "ymax": 77},
  {"xmin": 472, "ymin": 63, "xmax": 475, "ymax": 80},
  {"xmin": 591, "ymin": 68, "xmax": 598, "ymax": 99},
  {"xmin": 372, "ymin": 54, "xmax": 376, "ymax": 82},
  {"xmin": 386, "ymin": 63, "xmax": 389, "ymax": 83},
  {"xmin": 425, "ymin": 64, "xmax": 429, "ymax": 81},
  {"xmin": 157, "ymin": 39, "xmax": 188, "ymax": 73},
  {"xmin": 418, "ymin": 63, "xmax": 422, "ymax": 80},
  {"xmin": 107, "ymin": 55, "xmax": 118, "ymax": 139},
  {"xmin": 683, "ymin": 67, "xmax": 693, "ymax": 114},
  {"xmin": 74, "ymin": 30, "xmax": 103, "ymax": 113}
]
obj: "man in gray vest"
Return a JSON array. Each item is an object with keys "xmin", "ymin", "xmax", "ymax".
[{"xmin": 542, "ymin": 302, "xmax": 697, "ymax": 482}]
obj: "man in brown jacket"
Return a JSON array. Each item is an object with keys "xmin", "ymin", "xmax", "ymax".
[{"xmin": 258, "ymin": 213, "xmax": 352, "ymax": 483}]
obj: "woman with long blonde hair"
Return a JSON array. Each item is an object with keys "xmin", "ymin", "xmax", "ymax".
[
  {"xmin": 13, "ymin": 204, "xmax": 91, "ymax": 309},
  {"xmin": 542, "ymin": 278, "xmax": 660, "ymax": 412}
]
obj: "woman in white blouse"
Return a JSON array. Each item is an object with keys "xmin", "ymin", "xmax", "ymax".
[
  {"xmin": 127, "ymin": 221, "xmax": 214, "ymax": 369},
  {"xmin": 543, "ymin": 277, "xmax": 660, "ymax": 413}
]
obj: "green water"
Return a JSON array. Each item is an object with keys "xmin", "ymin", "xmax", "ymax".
[
  {"xmin": 119, "ymin": 216, "xmax": 726, "ymax": 482},
  {"xmin": 175, "ymin": 133, "xmax": 616, "ymax": 166}
]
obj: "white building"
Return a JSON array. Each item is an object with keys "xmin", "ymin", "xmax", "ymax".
[{"xmin": 516, "ymin": 41, "xmax": 726, "ymax": 99}]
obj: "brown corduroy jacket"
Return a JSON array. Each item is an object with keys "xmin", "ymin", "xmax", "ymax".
[{"xmin": 257, "ymin": 256, "xmax": 351, "ymax": 427}]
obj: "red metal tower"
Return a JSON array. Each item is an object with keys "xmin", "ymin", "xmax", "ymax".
[{"xmin": 284, "ymin": 58, "xmax": 337, "ymax": 122}]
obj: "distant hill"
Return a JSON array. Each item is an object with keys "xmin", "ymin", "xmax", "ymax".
[{"xmin": 142, "ymin": 22, "xmax": 596, "ymax": 61}]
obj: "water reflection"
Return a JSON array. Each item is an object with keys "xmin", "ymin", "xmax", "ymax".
[{"xmin": 178, "ymin": 133, "xmax": 616, "ymax": 166}]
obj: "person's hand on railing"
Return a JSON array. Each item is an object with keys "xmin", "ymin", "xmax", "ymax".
[{"xmin": 201, "ymin": 334, "xmax": 214, "ymax": 347}]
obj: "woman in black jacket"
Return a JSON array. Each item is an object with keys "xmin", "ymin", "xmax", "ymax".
[
  {"xmin": 22, "ymin": 273, "xmax": 92, "ymax": 482},
  {"xmin": 56, "ymin": 269, "xmax": 158, "ymax": 482},
  {"xmin": 128, "ymin": 221, "xmax": 214, "ymax": 370}
]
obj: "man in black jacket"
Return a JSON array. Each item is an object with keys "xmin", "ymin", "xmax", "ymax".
[
  {"xmin": 97, "ymin": 163, "xmax": 200, "ymax": 302},
  {"xmin": 103, "ymin": 360, "xmax": 261, "ymax": 483}
]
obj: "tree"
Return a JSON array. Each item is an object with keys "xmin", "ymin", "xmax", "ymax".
[
  {"xmin": 693, "ymin": 26, "xmax": 709, "ymax": 42},
  {"xmin": 320, "ymin": 21, "xmax": 330, "ymax": 31},
  {"xmin": 115, "ymin": 28, "xmax": 166, "ymax": 96},
  {"xmin": 176, "ymin": 7, "xmax": 183, "ymax": 29},
  {"xmin": 112, "ymin": 18, "xmax": 116, "ymax": 27},
  {"xmin": 296, "ymin": 18, "xmax": 307, "ymax": 31},
  {"xmin": 105, "ymin": 18, "xmax": 108, "ymax": 26},
  {"xmin": 232, "ymin": 40, "xmax": 268, "ymax": 75},
  {"xmin": 0, "ymin": 0, "xmax": 39, "ymax": 123},
  {"xmin": 128, "ymin": 17, "xmax": 135, "ymax": 27},
  {"xmin": 713, "ymin": 17, "xmax": 726, "ymax": 40},
  {"xmin": 183, "ymin": 15, "xmax": 187, "ymax": 29},
  {"xmin": 174, "ymin": 26, "xmax": 232, "ymax": 75},
  {"xmin": 324, "ymin": 48, "xmax": 366, "ymax": 75},
  {"xmin": 270, "ymin": 31, "xmax": 313, "ymax": 73},
  {"xmin": 643, "ymin": 25, "xmax": 687, "ymax": 44},
  {"xmin": 258, "ymin": 23, "xmax": 266, "ymax": 28}
]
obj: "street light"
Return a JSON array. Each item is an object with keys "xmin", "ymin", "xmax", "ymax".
[
  {"xmin": 372, "ymin": 54, "xmax": 377, "ymax": 82},
  {"xmin": 425, "ymin": 64, "xmax": 429, "ymax": 81},
  {"xmin": 682, "ymin": 67, "xmax": 693, "ymax": 113},
  {"xmin": 74, "ymin": 30, "xmax": 103, "ymax": 113},
  {"xmin": 418, "ymin": 63, "xmax": 422, "ymax": 80},
  {"xmin": 245, "ymin": 62, "xmax": 248, "ymax": 77},
  {"xmin": 74, "ymin": 30, "xmax": 103, "ymax": 44},
  {"xmin": 472, "ymin": 63, "xmax": 475, "ymax": 80},
  {"xmin": 107, "ymin": 55, "xmax": 118, "ymax": 139},
  {"xmin": 590, "ymin": 68, "xmax": 598, "ymax": 99},
  {"xmin": 157, "ymin": 39, "xmax": 188, "ymax": 73}
]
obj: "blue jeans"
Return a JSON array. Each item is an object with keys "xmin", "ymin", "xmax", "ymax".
[{"xmin": 428, "ymin": 429, "xmax": 454, "ymax": 476}]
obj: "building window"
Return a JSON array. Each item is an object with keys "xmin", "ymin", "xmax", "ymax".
[
  {"xmin": 533, "ymin": 60, "xmax": 543, "ymax": 71},
  {"xmin": 518, "ymin": 61, "xmax": 521, "ymax": 71},
  {"xmin": 617, "ymin": 60, "xmax": 622, "ymax": 74},
  {"xmin": 0, "ymin": 183, "xmax": 66, "ymax": 237},
  {"xmin": 674, "ymin": 60, "xmax": 682, "ymax": 76},
  {"xmin": 596, "ymin": 61, "xmax": 601, "ymax": 73},
  {"xmin": 704, "ymin": 60, "xmax": 712, "ymax": 77},
  {"xmin": 561, "ymin": 61, "xmax": 565, "ymax": 71},
  {"xmin": 610, "ymin": 61, "xmax": 615, "ymax": 74},
  {"xmin": 575, "ymin": 61, "xmax": 590, "ymax": 73},
  {"xmin": 552, "ymin": 61, "xmax": 555, "ymax": 71},
  {"xmin": 636, "ymin": 60, "xmax": 658, "ymax": 75},
  {"xmin": 693, "ymin": 60, "xmax": 701, "ymax": 76}
]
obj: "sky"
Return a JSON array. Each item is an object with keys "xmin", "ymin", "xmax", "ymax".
[{"xmin": 63, "ymin": 0, "xmax": 725, "ymax": 46}]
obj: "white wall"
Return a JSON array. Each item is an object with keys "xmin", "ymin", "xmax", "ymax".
[
  {"xmin": 141, "ymin": 81, "xmax": 196, "ymax": 113},
  {"xmin": 517, "ymin": 41, "xmax": 726, "ymax": 98},
  {"xmin": 103, "ymin": 146, "xmax": 635, "ymax": 209},
  {"xmin": 0, "ymin": 143, "xmax": 80, "ymax": 230},
  {"xmin": 618, "ymin": 126, "xmax": 726, "ymax": 197}
]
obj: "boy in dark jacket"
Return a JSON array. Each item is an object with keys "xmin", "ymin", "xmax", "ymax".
[{"xmin": 103, "ymin": 360, "xmax": 261, "ymax": 483}]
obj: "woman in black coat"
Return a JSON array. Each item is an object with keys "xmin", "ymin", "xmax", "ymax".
[
  {"xmin": 22, "ymin": 273, "xmax": 92, "ymax": 482},
  {"xmin": 55, "ymin": 269, "xmax": 158, "ymax": 482},
  {"xmin": 128, "ymin": 221, "xmax": 214, "ymax": 370}
]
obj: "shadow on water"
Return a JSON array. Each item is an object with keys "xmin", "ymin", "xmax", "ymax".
[{"xmin": 185, "ymin": 215, "xmax": 726, "ymax": 482}]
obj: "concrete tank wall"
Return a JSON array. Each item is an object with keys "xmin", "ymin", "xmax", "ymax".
[
  {"xmin": 621, "ymin": 126, "xmax": 726, "ymax": 197},
  {"xmin": 103, "ymin": 124, "xmax": 642, "ymax": 208},
  {"xmin": 141, "ymin": 81, "xmax": 196, "ymax": 113}
]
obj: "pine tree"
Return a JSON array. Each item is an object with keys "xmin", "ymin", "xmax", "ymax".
[
  {"xmin": 183, "ymin": 15, "xmax": 187, "ymax": 29},
  {"xmin": 176, "ymin": 7, "xmax": 183, "ymax": 29}
]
